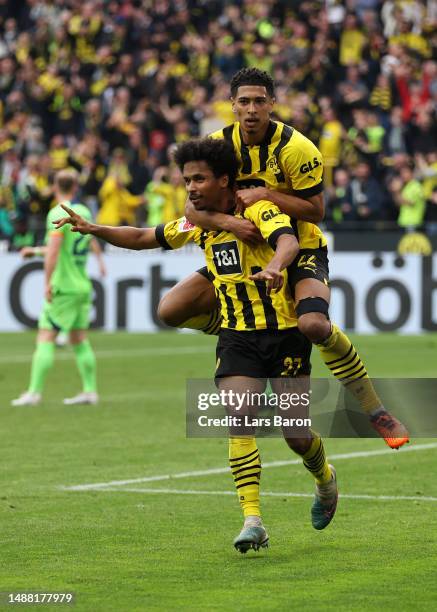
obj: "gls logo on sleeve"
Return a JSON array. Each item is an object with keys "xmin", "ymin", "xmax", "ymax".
[
  {"xmin": 212, "ymin": 241, "xmax": 242, "ymax": 275},
  {"xmin": 261, "ymin": 209, "xmax": 280, "ymax": 222},
  {"xmin": 299, "ymin": 157, "xmax": 321, "ymax": 174}
]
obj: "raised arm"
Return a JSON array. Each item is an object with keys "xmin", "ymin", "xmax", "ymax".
[
  {"xmin": 236, "ymin": 187, "xmax": 324, "ymax": 223},
  {"xmin": 53, "ymin": 204, "xmax": 160, "ymax": 250},
  {"xmin": 263, "ymin": 190, "xmax": 324, "ymax": 223},
  {"xmin": 249, "ymin": 233, "xmax": 299, "ymax": 294},
  {"xmin": 185, "ymin": 200, "xmax": 263, "ymax": 246}
]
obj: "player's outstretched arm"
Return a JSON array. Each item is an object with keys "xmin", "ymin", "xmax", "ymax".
[
  {"xmin": 53, "ymin": 204, "xmax": 160, "ymax": 250},
  {"xmin": 236, "ymin": 188, "xmax": 324, "ymax": 224},
  {"xmin": 249, "ymin": 234, "xmax": 299, "ymax": 295},
  {"xmin": 185, "ymin": 200, "xmax": 263, "ymax": 246}
]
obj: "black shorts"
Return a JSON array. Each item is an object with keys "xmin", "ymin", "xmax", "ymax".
[
  {"xmin": 215, "ymin": 328, "xmax": 312, "ymax": 381},
  {"xmin": 197, "ymin": 266, "xmax": 214, "ymax": 281},
  {"xmin": 287, "ymin": 247, "xmax": 330, "ymax": 294}
]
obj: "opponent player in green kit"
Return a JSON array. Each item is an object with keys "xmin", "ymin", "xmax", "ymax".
[{"xmin": 12, "ymin": 169, "xmax": 105, "ymax": 406}]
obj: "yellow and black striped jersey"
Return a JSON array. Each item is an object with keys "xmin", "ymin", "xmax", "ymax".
[
  {"xmin": 155, "ymin": 201, "xmax": 298, "ymax": 331},
  {"xmin": 210, "ymin": 120, "xmax": 327, "ymax": 249}
]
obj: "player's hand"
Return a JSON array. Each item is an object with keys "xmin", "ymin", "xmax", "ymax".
[
  {"xmin": 20, "ymin": 247, "xmax": 35, "ymax": 259},
  {"xmin": 249, "ymin": 267, "xmax": 283, "ymax": 295},
  {"xmin": 45, "ymin": 284, "xmax": 52, "ymax": 303},
  {"xmin": 236, "ymin": 187, "xmax": 269, "ymax": 212},
  {"xmin": 228, "ymin": 217, "xmax": 263, "ymax": 246},
  {"xmin": 184, "ymin": 198, "xmax": 200, "ymax": 225},
  {"xmin": 53, "ymin": 205, "xmax": 93, "ymax": 234}
]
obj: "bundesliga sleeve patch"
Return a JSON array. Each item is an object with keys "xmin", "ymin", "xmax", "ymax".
[{"xmin": 178, "ymin": 217, "xmax": 196, "ymax": 232}]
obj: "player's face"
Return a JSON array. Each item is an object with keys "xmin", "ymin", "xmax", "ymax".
[
  {"xmin": 231, "ymin": 85, "xmax": 274, "ymax": 139},
  {"xmin": 182, "ymin": 161, "xmax": 228, "ymax": 210}
]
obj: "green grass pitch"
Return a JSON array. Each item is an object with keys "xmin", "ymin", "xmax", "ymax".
[{"xmin": 1, "ymin": 332, "xmax": 437, "ymax": 611}]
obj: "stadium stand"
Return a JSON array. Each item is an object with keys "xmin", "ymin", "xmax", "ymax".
[{"xmin": 0, "ymin": 0, "xmax": 436, "ymax": 249}]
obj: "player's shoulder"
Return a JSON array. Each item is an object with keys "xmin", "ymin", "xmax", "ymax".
[
  {"xmin": 279, "ymin": 122, "xmax": 320, "ymax": 155},
  {"xmin": 46, "ymin": 203, "xmax": 67, "ymax": 225},
  {"xmin": 209, "ymin": 122, "xmax": 237, "ymax": 140},
  {"xmin": 244, "ymin": 199, "xmax": 282, "ymax": 221},
  {"xmin": 71, "ymin": 202, "xmax": 93, "ymax": 220}
]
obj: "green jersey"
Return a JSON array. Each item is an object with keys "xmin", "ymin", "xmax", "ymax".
[
  {"xmin": 398, "ymin": 180, "xmax": 426, "ymax": 228},
  {"xmin": 46, "ymin": 202, "xmax": 93, "ymax": 294}
]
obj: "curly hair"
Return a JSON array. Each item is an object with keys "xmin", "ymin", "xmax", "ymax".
[
  {"xmin": 230, "ymin": 67, "xmax": 275, "ymax": 98},
  {"xmin": 173, "ymin": 138, "xmax": 238, "ymax": 187}
]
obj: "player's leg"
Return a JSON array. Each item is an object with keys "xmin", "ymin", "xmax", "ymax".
[
  {"xmin": 288, "ymin": 429, "xmax": 337, "ymax": 531},
  {"xmin": 64, "ymin": 295, "xmax": 98, "ymax": 405},
  {"xmin": 215, "ymin": 329, "xmax": 269, "ymax": 552},
  {"xmin": 64, "ymin": 329, "xmax": 98, "ymax": 405},
  {"xmin": 269, "ymin": 329, "xmax": 337, "ymax": 530},
  {"xmin": 218, "ymin": 374, "xmax": 269, "ymax": 553},
  {"xmin": 292, "ymin": 250, "xmax": 409, "ymax": 448},
  {"xmin": 271, "ymin": 375, "xmax": 338, "ymax": 531},
  {"xmin": 157, "ymin": 269, "xmax": 221, "ymax": 335},
  {"xmin": 11, "ymin": 304, "xmax": 60, "ymax": 406}
]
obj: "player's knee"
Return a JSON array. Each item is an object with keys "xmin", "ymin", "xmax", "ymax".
[
  {"xmin": 157, "ymin": 296, "xmax": 183, "ymax": 327},
  {"xmin": 69, "ymin": 330, "xmax": 86, "ymax": 344},
  {"xmin": 297, "ymin": 313, "xmax": 330, "ymax": 344},
  {"xmin": 296, "ymin": 297, "xmax": 330, "ymax": 344}
]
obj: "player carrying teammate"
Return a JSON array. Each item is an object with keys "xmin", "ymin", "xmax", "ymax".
[
  {"xmin": 157, "ymin": 68, "xmax": 409, "ymax": 450},
  {"xmin": 12, "ymin": 169, "xmax": 104, "ymax": 407},
  {"xmin": 53, "ymin": 138, "xmax": 339, "ymax": 553}
]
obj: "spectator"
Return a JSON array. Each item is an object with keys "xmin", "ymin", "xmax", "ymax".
[
  {"xmin": 384, "ymin": 106, "xmax": 408, "ymax": 157},
  {"xmin": 0, "ymin": 0, "xmax": 435, "ymax": 248},
  {"xmin": 339, "ymin": 13, "xmax": 367, "ymax": 67},
  {"xmin": 319, "ymin": 106, "xmax": 343, "ymax": 186},
  {"xmin": 415, "ymin": 152, "xmax": 437, "ymax": 201},
  {"xmin": 326, "ymin": 167, "xmax": 353, "ymax": 223},
  {"xmin": 425, "ymin": 187, "xmax": 437, "ymax": 232},
  {"xmin": 347, "ymin": 161, "xmax": 386, "ymax": 221},
  {"xmin": 337, "ymin": 65, "xmax": 369, "ymax": 112},
  {"xmin": 97, "ymin": 149, "xmax": 144, "ymax": 226},
  {"xmin": 390, "ymin": 162, "xmax": 426, "ymax": 229},
  {"xmin": 407, "ymin": 112, "xmax": 437, "ymax": 156},
  {"xmin": 0, "ymin": 185, "xmax": 14, "ymax": 240},
  {"xmin": 369, "ymin": 73, "xmax": 393, "ymax": 119},
  {"xmin": 146, "ymin": 165, "xmax": 187, "ymax": 225}
]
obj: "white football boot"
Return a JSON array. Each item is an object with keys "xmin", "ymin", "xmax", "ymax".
[
  {"xmin": 11, "ymin": 392, "xmax": 42, "ymax": 407},
  {"xmin": 63, "ymin": 392, "xmax": 99, "ymax": 405}
]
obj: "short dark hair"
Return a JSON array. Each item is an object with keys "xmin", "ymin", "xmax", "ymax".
[
  {"xmin": 173, "ymin": 138, "xmax": 238, "ymax": 187},
  {"xmin": 230, "ymin": 68, "xmax": 275, "ymax": 98}
]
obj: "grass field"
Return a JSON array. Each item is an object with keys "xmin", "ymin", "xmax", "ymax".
[{"xmin": 1, "ymin": 332, "xmax": 437, "ymax": 611}]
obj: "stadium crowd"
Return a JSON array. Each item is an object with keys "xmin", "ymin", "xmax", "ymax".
[{"xmin": 0, "ymin": 0, "xmax": 437, "ymax": 249}]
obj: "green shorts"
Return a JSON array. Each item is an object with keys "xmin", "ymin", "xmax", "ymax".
[{"xmin": 39, "ymin": 291, "xmax": 92, "ymax": 332}]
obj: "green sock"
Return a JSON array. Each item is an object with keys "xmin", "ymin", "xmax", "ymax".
[
  {"xmin": 28, "ymin": 342, "xmax": 55, "ymax": 393},
  {"xmin": 73, "ymin": 340, "xmax": 97, "ymax": 393}
]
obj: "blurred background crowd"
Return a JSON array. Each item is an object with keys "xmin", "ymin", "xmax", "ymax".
[{"xmin": 0, "ymin": 0, "xmax": 437, "ymax": 250}]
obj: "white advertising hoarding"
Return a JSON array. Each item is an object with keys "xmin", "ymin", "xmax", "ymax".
[{"xmin": 0, "ymin": 251, "xmax": 436, "ymax": 333}]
